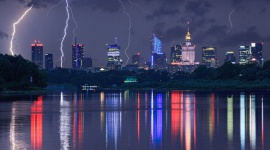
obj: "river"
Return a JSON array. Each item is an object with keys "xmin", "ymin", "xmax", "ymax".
[{"xmin": 0, "ymin": 90, "xmax": 269, "ymax": 150}]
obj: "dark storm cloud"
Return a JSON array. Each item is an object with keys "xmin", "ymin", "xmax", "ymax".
[
  {"xmin": 184, "ymin": 1, "xmax": 212, "ymax": 16},
  {"xmin": 153, "ymin": 25, "xmax": 186, "ymax": 43},
  {"xmin": 17, "ymin": 0, "xmax": 57, "ymax": 8},
  {"xmin": 205, "ymin": 25, "xmax": 228, "ymax": 38},
  {"xmin": 260, "ymin": 7, "xmax": 266, "ymax": 14},
  {"xmin": 72, "ymin": 0, "xmax": 120, "ymax": 13},
  {"xmin": 0, "ymin": 31, "xmax": 8, "ymax": 39},
  {"xmin": 217, "ymin": 27, "xmax": 270, "ymax": 46},
  {"xmin": 146, "ymin": 7, "xmax": 180, "ymax": 20}
]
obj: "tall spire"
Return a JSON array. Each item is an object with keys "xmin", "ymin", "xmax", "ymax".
[{"xmin": 185, "ymin": 22, "xmax": 191, "ymax": 41}]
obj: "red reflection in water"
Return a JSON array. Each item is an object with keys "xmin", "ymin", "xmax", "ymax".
[
  {"xmin": 31, "ymin": 96, "xmax": 43, "ymax": 150},
  {"xmin": 194, "ymin": 96, "xmax": 197, "ymax": 149},
  {"xmin": 72, "ymin": 93, "xmax": 84, "ymax": 149},
  {"xmin": 177, "ymin": 93, "xmax": 197, "ymax": 150},
  {"xmin": 137, "ymin": 92, "xmax": 140, "ymax": 142},
  {"xmin": 171, "ymin": 91, "xmax": 182, "ymax": 142},
  {"xmin": 262, "ymin": 100, "xmax": 264, "ymax": 149}
]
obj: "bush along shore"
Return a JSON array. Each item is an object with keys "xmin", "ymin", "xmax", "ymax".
[{"xmin": 0, "ymin": 54, "xmax": 47, "ymax": 93}]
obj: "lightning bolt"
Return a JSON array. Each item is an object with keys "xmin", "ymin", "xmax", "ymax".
[
  {"xmin": 128, "ymin": 0, "xmax": 151, "ymax": 15},
  {"xmin": 47, "ymin": 0, "xmax": 64, "ymax": 17},
  {"xmin": 69, "ymin": 6, "xmax": 78, "ymax": 36},
  {"xmin": 9, "ymin": 5, "xmax": 33, "ymax": 56},
  {"xmin": 118, "ymin": 0, "xmax": 131, "ymax": 66},
  {"xmin": 228, "ymin": 8, "xmax": 235, "ymax": 33},
  {"xmin": 60, "ymin": 0, "xmax": 70, "ymax": 68}
]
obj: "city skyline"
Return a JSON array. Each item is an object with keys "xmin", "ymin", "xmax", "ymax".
[{"xmin": 0, "ymin": 0, "xmax": 269, "ymax": 68}]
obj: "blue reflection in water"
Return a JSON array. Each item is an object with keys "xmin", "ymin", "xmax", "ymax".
[
  {"xmin": 59, "ymin": 92, "xmax": 71, "ymax": 150},
  {"xmin": 151, "ymin": 91, "xmax": 163, "ymax": 147},
  {"xmin": 240, "ymin": 93, "xmax": 245, "ymax": 150},
  {"xmin": 105, "ymin": 92, "xmax": 122, "ymax": 150}
]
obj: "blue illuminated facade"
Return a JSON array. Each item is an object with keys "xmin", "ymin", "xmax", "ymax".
[{"xmin": 151, "ymin": 35, "xmax": 162, "ymax": 54}]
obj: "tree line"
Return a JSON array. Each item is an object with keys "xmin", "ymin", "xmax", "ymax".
[
  {"xmin": 46, "ymin": 60, "xmax": 270, "ymax": 89},
  {"xmin": 2, "ymin": 54, "xmax": 270, "ymax": 91},
  {"xmin": 0, "ymin": 54, "xmax": 47, "ymax": 91}
]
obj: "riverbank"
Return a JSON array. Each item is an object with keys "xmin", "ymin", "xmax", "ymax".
[{"xmin": 120, "ymin": 80, "xmax": 270, "ymax": 90}]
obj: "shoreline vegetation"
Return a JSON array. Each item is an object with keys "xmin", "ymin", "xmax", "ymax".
[{"xmin": 2, "ymin": 54, "xmax": 270, "ymax": 94}]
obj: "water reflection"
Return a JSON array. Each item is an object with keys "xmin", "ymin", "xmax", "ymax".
[
  {"xmin": 10, "ymin": 102, "xmax": 31, "ymax": 150},
  {"xmin": 60, "ymin": 92, "xmax": 71, "ymax": 150},
  {"xmin": 209, "ymin": 93, "xmax": 215, "ymax": 141},
  {"xmin": 31, "ymin": 96, "xmax": 43, "ymax": 150},
  {"xmin": 170, "ymin": 91, "xmax": 196, "ymax": 150},
  {"xmin": 105, "ymin": 92, "xmax": 122, "ymax": 150},
  {"xmin": 2, "ymin": 90, "xmax": 269, "ymax": 150},
  {"xmin": 227, "ymin": 95, "xmax": 233, "ymax": 143},
  {"xmin": 240, "ymin": 93, "xmax": 245, "ymax": 150},
  {"xmin": 261, "ymin": 97, "xmax": 264, "ymax": 149},
  {"xmin": 151, "ymin": 91, "xmax": 163, "ymax": 148},
  {"xmin": 72, "ymin": 93, "xmax": 84, "ymax": 149},
  {"xmin": 250, "ymin": 94, "xmax": 256, "ymax": 149}
]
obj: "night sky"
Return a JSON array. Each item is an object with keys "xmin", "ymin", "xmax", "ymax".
[{"xmin": 0, "ymin": 0, "xmax": 269, "ymax": 68}]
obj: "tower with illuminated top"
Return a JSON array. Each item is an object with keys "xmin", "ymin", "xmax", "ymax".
[
  {"xmin": 181, "ymin": 23, "xmax": 196, "ymax": 65},
  {"xmin": 72, "ymin": 35, "xmax": 84, "ymax": 69},
  {"xmin": 31, "ymin": 41, "xmax": 43, "ymax": 69},
  {"xmin": 107, "ymin": 37, "xmax": 121, "ymax": 70}
]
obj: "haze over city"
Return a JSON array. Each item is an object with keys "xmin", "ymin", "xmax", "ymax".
[{"xmin": 0, "ymin": 0, "xmax": 269, "ymax": 68}]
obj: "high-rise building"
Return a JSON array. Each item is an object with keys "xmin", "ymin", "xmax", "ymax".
[
  {"xmin": 239, "ymin": 44, "xmax": 251, "ymax": 65},
  {"xmin": 151, "ymin": 34, "xmax": 162, "ymax": 54},
  {"xmin": 202, "ymin": 46, "xmax": 216, "ymax": 67},
  {"xmin": 151, "ymin": 35, "xmax": 163, "ymax": 69},
  {"xmin": 224, "ymin": 51, "xmax": 236, "ymax": 64},
  {"xmin": 132, "ymin": 53, "xmax": 140, "ymax": 66},
  {"xmin": 251, "ymin": 42, "xmax": 263, "ymax": 66},
  {"xmin": 150, "ymin": 35, "xmax": 167, "ymax": 70},
  {"xmin": 107, "ymin": 38, "xmax": 121, "ymax": 70},
  {"xmin": 170, "ymin": 45, "xmax": 182, "ymax": 63},
  {"xmin": 82, "ymin": 57, "xmax": 92, "ymax": 69},
  {"xmin": 153, "ymin": 53, "xmax": 167, "ymax": 70},
  {"xmin": 45, "ymin": 53, "xmax": 53, "ymax": 70},
  {"xmin": 31, "ymin": 41, "xmax": 43, "ymax": 69},
  {"xmin": 72, "ymin": 36, "xmax": 84, "ymax": 69},
  {"xmin": 181, "ymin": 24, "xmax": 196, "ymax": 65}
]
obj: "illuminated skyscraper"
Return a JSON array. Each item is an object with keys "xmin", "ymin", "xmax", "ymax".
[
  {"xmin": 251, "ymin": 42, "xmax": 263, "ymax": 66},
  {"xmin": 150, "ymin": 35, "xmax": 167, "ymax": 70},
  {"xmin": 107, "ymin": 38, "xmax": 121, "ymax": 70},
  {"xmin": 239, "ymin": 44, "xmax": 251, "ymax": 65},
  {"xmin": 72, "ymin": 36, "xmax": 84, "ymax": 69},
  {"xmin": 151, "ymin": 34, "xmax": 162, "ymax": 54},
  {"xmin": 31, "ymin": 41, "xmax": 43, "ymax": 69},
  {"xmin": 45, "ymin": 53, "xmax": 53, "ymax": 70},
  {"xmin": 170, "ymin": 45, "xmax": 182, "ymax": 63},
  {"xmin": 224, "ymin": 51, "xmax": 236, "ymax": 64},
  {"xmin": 202, "ymin": 46, "xmax": 216, "ymax": 67},
  {"xmin": 181, "ymin": 24, "xmax": 196, "ymax": 65}
]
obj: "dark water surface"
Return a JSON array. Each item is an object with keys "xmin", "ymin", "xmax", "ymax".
[{"xmin": 0, "ymin": 90, "xmax": 269, "ymax": 150}]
